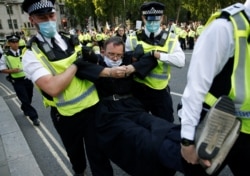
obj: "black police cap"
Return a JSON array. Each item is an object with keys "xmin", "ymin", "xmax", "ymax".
[
  {"xmin": 22, "ymin": 0, "xmax": 56, "ymax": 15},
  {"xmin": 6, "ymin": 35, "xmax": 20, "ymax": 42},
  {"xmin": 140, "ymin": 1, "xmax": 165, "ymax": 20}
]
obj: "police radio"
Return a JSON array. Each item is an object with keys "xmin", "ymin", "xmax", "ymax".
[{"xmin": 41, "ymin": 42, "xmax": 56, "ymax": 61}]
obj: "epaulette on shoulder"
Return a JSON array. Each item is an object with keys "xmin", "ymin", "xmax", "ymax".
[
  {"xmin": 26, "ymin": 36, "xmax": 38, "ymax": 49},
  {"xmin": 136, "ymin": 29, "xmax": 143, "ymax": 35},
  {"xmin": 135, "ymin": 29, "xmax": 144, "ymax": 41},
  {"xmin": 59, "ymin": 31, "xmax": 80, "ymax": 46},
  {"xmin": 221, "ymin": 3, "xmax": 245, "ymax": 16},
  {"xmin": 59, "ymin": 31, "xmax": 71, "ymax": 37}
]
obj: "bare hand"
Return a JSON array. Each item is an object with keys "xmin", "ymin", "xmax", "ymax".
[
  {"xmin": 110, "ymin": 66, "xmax": 127, "ymax": 78},
  {"xmin": 125, "ymin": 65, "xmax": 135, "ymax": 77},
  {"xmin": 12, "ymin": 68, "xmax": 21, "ymax": 73},
  {"xmin": 181, "ymin": 144, "xmax": 211, "ymax": 167}
]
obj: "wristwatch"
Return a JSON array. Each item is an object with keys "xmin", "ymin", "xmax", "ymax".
[{"xmin": 181, "ymin": 138, "xmax": 195, "ymax": 146}]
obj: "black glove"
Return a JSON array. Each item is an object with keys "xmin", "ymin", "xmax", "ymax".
[
  {"xmin": 73, "ymin": 56, "xmax": 86, "ymax": 68},
  {"xmin": 132, "ymin": 44, "xmax": 144, "ymax": 61},
  {"xmin": 82, "ymin": 46, "xmax": 99, "ymax": 63}
]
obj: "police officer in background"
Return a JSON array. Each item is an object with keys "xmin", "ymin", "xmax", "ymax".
[
  {"xmin": 21, "ymin": 0, "xmax": 129, "ymax": 175},
  {"xmin": 125, "ymin": 1, "xmax": 185, "ymax": 122},
  {"xmin": 0, "ymin": 35, "xmax": 40, "ymax": 126}
]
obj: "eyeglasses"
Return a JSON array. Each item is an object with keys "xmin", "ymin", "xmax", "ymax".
[{"xmin": 107, "ymin": 52, "xmax": 123, "ymax": 59}]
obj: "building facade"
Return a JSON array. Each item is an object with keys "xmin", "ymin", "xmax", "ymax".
[{"xmin": 0, "ymin": 0, "xmax": 67, "ymax": 42}]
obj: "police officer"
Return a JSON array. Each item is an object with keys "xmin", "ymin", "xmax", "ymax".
[
  {"xmin": 125, "ymin": 1, "xmax": 185, "ymax": 122},
  {"xmin": 179, "ymin": 1, "xmax": 250, "ymax": 175},
  {"xmin": 0, "ymin": 34, "xmax": 40, "ymax": 126},
  {"xmin": 21, "ymin": 0, "xmax": 127, "ymax": 175}
]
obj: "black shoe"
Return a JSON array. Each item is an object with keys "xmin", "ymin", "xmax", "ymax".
[
  {"xmin": 195, "ymin": 96, "xmax": 241, "ymax": 175},
  {"xmin": 33, "ymin": 119, "xmax": 40, "ymax": 126}
]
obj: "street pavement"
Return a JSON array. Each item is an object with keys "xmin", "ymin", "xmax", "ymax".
[{"xmin": 0, "ymin": 96, "xmax": 43, "ymax": 176}]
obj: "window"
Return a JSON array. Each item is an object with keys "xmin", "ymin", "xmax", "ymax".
[
  {"xmin": 13, "ymin": 19, "xmax": 18, "ymax": 29},
  {"xmin": 7, "ymin": 19, "xmax": 13, "ymax": 30},
  {"xmin": 0, "ymin": 20, "xmax": 2, "ymax": 29},
  {"xmin": 6, "ymin": 5, "xmax": 13, "ymax": 15},
  {"xmin": 21, "ymin": 6, "xmax": 24, "ymax": 14},
  {"xmin": 59, "ymin": 5, "xmax": 65, "ymax": 14}
]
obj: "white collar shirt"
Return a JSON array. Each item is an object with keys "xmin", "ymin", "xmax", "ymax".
[{"xmin": 22, "ymin": 32, "xmax": 68, "ymax": 83}]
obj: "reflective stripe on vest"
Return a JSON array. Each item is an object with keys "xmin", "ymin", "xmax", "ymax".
[
  {"xmin": 204, "ymin": 7, "xmax": 250, "ymax": 133},
  {"xmin": 5, "ymin": 54, "xmax": 25, "ymax": 78},
  {"xmin": 130, "ymin": 32, "xmax": 178, "ymax": 89},
  {"xmin": 31, "ymin": 43, "xmax": 99, "ymax": 116}
]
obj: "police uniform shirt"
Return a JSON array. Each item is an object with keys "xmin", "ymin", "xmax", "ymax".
[
  {"xmin": 179, "ymin": 5, "xmax": 250, "ymax": 140},
  {"xmin": 0, "ymin": 53, "xmax": 7, "ymax": 71},
  {"xmin": 39, "ymin": 32, "xmax": 68, "ymax": 51},
  {"xmin": 22, "ymin": 32, "xmax": 68, "ymax": 83}
]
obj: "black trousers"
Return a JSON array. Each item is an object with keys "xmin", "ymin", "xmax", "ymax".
[
  {"xmin": 188, "ymin": 37, "xmax": 194, "ymax": 49},
  {"xmin": 95, "ymin": 97, "xmax": 210, "ymax": 176},
  {"xmin": 95, "ymin": 100, "xmax": 178, "ymax": 176},
  {"xmin": 216, "ymin": 132, "xmax": 250, "ymax": 176},
  {"xmin": 50, "ymin": 106, "xmax": 113, "ymax": 176},
  {"xmin": 132, "ymin": 82, "xmax": 174, "ymax": 122},
  {"xmin": 179, "ymin": 38, "xmax": 186, "ymax": 50},
  {"xmin": 12, "ymin": 78, "xmax": 38, "ymax": 120}
]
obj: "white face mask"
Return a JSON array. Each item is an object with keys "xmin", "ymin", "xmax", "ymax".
[{"xmin": 104, "ymin": 56, "xmax": 122, "ymax": 67}]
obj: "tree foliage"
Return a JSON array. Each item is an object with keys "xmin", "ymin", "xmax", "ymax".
[
  {"xmin": 181, "ymin": 0, "xmax": 245, "ymax": 22},
  {"xmin": 64, "ymin": 0, "xmax": 246, "ymax": 29}
]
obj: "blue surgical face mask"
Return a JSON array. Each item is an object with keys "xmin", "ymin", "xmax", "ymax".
[
  {"xmin": 38, "ymin": 21, "xmax": 57, "ymax": 38},
  {"xmin": 104, "ymin": 56, "xmax": 122, "ymax": 67},
  {"xmin": 145, "ymin": 20, "xmax": 161, "ymax": 33}
]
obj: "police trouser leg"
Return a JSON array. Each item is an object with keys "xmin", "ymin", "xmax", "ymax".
[
  {"xmin": 132, "ymin": 83, "xmax": 174, "ymax": 122},
  {"xmin": 50, "ymin": 107, "xmax": 113, "ymax": 176},
  {"xmin": 50, "ymin": 107, "xmax": 87, "ymax": 174},
  {"xmin": 12, "ymin": 79, "xmax": 38, "ymax": 120}
]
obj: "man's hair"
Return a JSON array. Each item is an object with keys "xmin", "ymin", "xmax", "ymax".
[{"xmin": 103, "ymin": 36, "xmax": 125, "ymax": 51}]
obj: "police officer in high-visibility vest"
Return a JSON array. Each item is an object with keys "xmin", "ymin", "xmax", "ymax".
[
  {"xmin": 0, "ymin": 34, "xmax": 40, "ymax": 126},
  {"xmin": 195, "ymin": 21, "xmax": 204, "ymax": 39},
  {"xmin": 179, "ymin": 26, "xmax": 188, "ymax": 50},
  {"xmin": 125, "ymin": 1, "xmax": 185, "ymax": 122},
  {"xmin": 179, "ymin": 1, "xmax": 250, "ymax": 175},
  {"xmin": 21, "ymin": 0, "xmax": 128, "ymax": 175}
]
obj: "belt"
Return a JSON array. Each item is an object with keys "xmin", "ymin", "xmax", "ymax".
[{"xmin": 102, "ymin": 94, "xmax": 133, "ymax": 101}]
